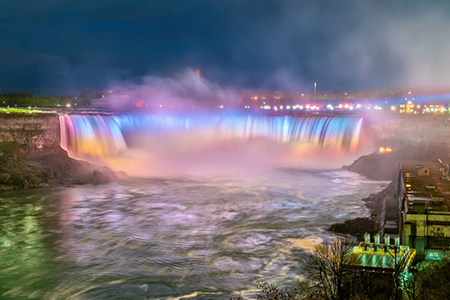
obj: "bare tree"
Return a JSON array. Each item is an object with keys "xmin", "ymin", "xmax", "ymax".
[
  {"xmin": 230, "ymin": 282, "xmax": 302, "ymax": 300},
  {"xmin": 301, "ymin": 237, "xmax": 355, "ymax": 300}
]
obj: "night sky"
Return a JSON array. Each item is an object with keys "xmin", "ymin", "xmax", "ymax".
[{"xmin": 2, "ymin": 0, "xmax": 450, "ymax": 94}]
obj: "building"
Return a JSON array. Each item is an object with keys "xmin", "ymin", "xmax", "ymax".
[
  {"xmin": 398, "ymin": 159, "xmax": 450, "ymax": 254},
  {"xmin": 398, "ymin": 101, "xmax": 417, "ymax": 114},
  {"xmin": 345, "ymin": 233, "xmax": 416, "ymax": 274}
]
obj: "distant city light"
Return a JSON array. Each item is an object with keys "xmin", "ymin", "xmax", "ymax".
[{"xmin": 380, "ymin": 147, "xmax": 392, "ymax": 153}]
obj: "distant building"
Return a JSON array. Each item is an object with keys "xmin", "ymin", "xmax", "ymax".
[
  {"xmin": 398, "ymin": 160, "xmax": 450, "ymax": 253},
  {"xmin": 417, "ymin": 166, "xmax": 430, "ymax": 177},
  {"xmin": 398, "ymin": 101, "xmax": 416, "ymax": 114}
]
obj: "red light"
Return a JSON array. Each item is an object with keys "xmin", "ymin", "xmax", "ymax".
[
  {"xmin": 196, "ymin": 69, "xmax": 200, "ymax": 74},
  {"xmin": 135, "ymin": 100, "xmax": 143, "ymax": 108}
]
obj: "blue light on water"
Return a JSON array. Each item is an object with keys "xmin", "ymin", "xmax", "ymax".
[{"xmin": 60, "ymin": 113, "xmax": 363, "ymax": 158}]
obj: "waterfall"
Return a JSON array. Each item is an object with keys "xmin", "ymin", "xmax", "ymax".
[
  {"xmin": 59, "ymin": 114, "xmax": 127, "ymax": 157},
  {"xmin": 59, "ymin": 113, "xmax": 363, "ymax": 159}
]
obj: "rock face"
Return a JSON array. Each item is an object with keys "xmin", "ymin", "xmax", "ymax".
[
  {"xmin": 329, "ymin": 218, "xmax": 376, "ymax": 237},
  {"xmin": 362, "ymin": 113, "xmax": 450, "ymax": 149},
  {"xmin": 0, "ymin": 150, "xmax": 116, "ymax": 191},
  {"xmin": 0, "ymin": 113, "xmax": 117, "ymax": 191},
  {"xmin": 0, "ymin": 113, "xmax": 61, "ymax": 157},
  {"xmin": 345, "ymin": 140, "xmax": 448, "ymax": 181}
]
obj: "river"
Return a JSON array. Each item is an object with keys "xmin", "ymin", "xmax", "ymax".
[{"xmin": 0, "ymin": 168, "xmax": 386, "ymax": 299}]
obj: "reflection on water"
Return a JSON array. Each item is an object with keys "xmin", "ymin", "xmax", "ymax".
[{"xmin": 0, "ymin": 170, "xmax": 386, "ymax": 299}]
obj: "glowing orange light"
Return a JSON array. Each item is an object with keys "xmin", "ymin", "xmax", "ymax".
[{"xmin": 379, "ymin": 147, "xmax": 392, "ymax": 153}]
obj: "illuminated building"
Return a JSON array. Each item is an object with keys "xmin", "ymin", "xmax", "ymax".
[
  {"xmin": 398, "ymin": 160, "xmax": 450, "ymax": 254},
  {"xmin": 345, "ymin": 233, "xmax": 416, "ymax": 273},
  {"xmin": 422, "ymin": 104, "xmax": 448, "ymax": 114},
  {"xmin": 399, "ymin": 101, "xmax": 416, "ymax": 114}
]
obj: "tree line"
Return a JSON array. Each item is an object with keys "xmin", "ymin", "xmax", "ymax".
[{"xmin": 0, "ymin": 90, "xmax": 103, "ymax": 108}]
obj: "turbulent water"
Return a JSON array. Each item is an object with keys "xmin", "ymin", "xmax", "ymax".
[
  {"xmin": 0, "ymin": 169, "xmax": 386, "ymax": 299},
  {"xmin": 0, "ymin": 113, "xmax": 381, "ymax": 299}
]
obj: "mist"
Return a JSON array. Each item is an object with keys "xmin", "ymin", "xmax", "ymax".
[
  {"xmin": 61, "ymin": 111, "xmax": 367, "ymax": 178},
  {"xmin": 61, "ymin": 64, "xmax": 372, "ymax": 178},
  {"xmin": 106, "ymin": 134, "xmax": 365, "ymax": 178},
  {"xmin": 103, "ymin": 69, "xmax": 243, "ymax": 110}
]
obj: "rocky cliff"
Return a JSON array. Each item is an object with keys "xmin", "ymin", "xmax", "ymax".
[
  {"xmin": 0, "ymin": 112, "xmax": 61, "ymax": 157},
  {"xmin": 0, "ymin": 112, "xmax": 115, "ymax": 191}
]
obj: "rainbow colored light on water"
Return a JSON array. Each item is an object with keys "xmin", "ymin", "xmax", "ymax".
[{"xmin": 60, "ymin": 114, "xmax": 363, "ymax": 162}]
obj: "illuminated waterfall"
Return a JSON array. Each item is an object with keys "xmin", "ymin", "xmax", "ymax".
[
  {"xmin": 60, "ymin": 114, "xmax": 362, "ymax": 159},
  {"xmin": 59, "ymin": 114, "xmax": 127, "ymax": 157}
]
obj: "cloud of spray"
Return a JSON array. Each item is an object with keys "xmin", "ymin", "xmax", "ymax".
[
  {"xmin": 104, "ymin": 134, "xmax": 364, "ymax": 178},
  {"xmin": 104, "ymin": 69, "xmax": 243, "ymax": 111},
  {"xmin": 63, "ymin": 68, "xmax": 370, "ymax": 178}
]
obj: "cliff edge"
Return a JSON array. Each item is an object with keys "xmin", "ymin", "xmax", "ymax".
[{"xmin": 0, "ymin": 112, "xmax": 116, "ymax": 191}]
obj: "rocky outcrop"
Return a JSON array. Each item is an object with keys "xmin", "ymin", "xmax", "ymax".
[
  {"xmin": 0, "ymin": 150, "xmax": 116, "ymax": 191},
  {"xmin": 329, "ymin": 218, "xmax": 376, "ymax": 237},
  {"xmin": 344, "ymin": 140, "xmax": 448, "ymax": 181},
  {"xmin": 0, "ymin": 113, "xmax": 61, "ymax": 157},
  {"xmin": 0, "ymin": 113, "xmax": 117, "ymax": 191}
]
